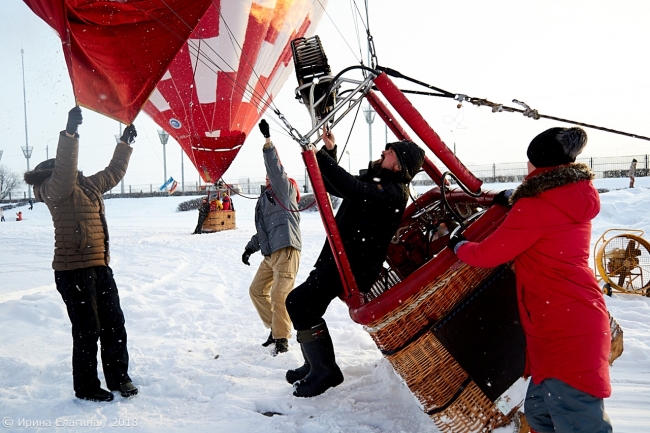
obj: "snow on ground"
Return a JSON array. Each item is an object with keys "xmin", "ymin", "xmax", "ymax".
[{"xmin": 0, "ymin": 177, "xmax": 649, "ymax": 432}]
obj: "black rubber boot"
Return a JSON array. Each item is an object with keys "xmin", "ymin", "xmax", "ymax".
[
  {"xmin": 110, "ymin": 381, "xmax": 138, "ymax": 398},
  {"xmin": 75, "ymin": 387, "xmax": 114, "ymax": 402},
  {"xmin": 262, "ymin": 331, "xmax": 274, "ymax": 347},
  {"xmin": 272, "ymin": 338, "xmax": 289, "ymax": 356},
  {"xmin": 286, "ymin": 344, "xmax": 310, "ymax": 384},
  {"xmin": 292, "ymin": 321, "xmax": 343, "ymax": 398}
]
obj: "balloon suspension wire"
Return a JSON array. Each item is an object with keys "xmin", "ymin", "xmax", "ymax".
[
  {"xmin": 336, "ymin": 101, "xmax": 363, "ymax": 166},
  {"xmin": 218, "ymin": 9, "xmax": 280, "ymax": 114},
  {"xmin": 135, "ymin": 0, "xmax": 280, "ymax": 120},
  {"xmin": 348, "ymin": 0, "xmax": 366, "ymax": 66},
  {"xmin": 315, "ymin": 0, "xmax": 364, "ymax": 65}
]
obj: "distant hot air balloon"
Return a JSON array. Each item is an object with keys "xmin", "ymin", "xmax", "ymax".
[
  {"xmin": 143, "ymin": 0, "xmax": 329, "ymax": 183},
  {"xmin": 23, "ymin": 0, "xmax": 215, "ymax": 124}
]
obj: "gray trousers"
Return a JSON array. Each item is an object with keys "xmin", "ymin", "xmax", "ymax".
[{"xmin": 525, "ymin": 378, "xmax": 612, "ymax": 433}]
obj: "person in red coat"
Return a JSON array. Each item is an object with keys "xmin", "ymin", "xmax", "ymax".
[{"xmin": 449, "ymin": 127, "xmax": 612, "ymax": 433}]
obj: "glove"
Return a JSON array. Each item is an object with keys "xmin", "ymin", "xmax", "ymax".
[
  {"xmin": 258, "ymin": 119, "xmax": 270, "ymax": 138},
  {"xmin": 65, "ymin": 106, "xmax": 83, "ymax": 135},
  {"xmin": 448, "ymin": 232, "xmax": 467, "ymax": 254},
  {"xmin": 492, "ymin": 189, "xmax": 514, "ymax": 207},
  {"xmin": 120, "ymin": 124, "xmax": 137, "ymax": 144},
  {"xmin": 242, "ymin": 248, "xmax": 253, "ymax": 266}
]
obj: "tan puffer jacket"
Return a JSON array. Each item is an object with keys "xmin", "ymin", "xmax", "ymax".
[{"xmin": 28, "ymin": 132, "xmax": 132, "ymax": 271}]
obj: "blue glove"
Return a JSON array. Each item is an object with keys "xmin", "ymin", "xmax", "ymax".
[{"xmin": 492, "ymin": 189, "xmax": 514, "ymax": 207}]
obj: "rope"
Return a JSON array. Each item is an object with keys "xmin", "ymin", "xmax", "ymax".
[
  {"xmin": 469, "ymin": 97, "xmax": 650, "ymax": 141},
  {"xmin": 376, "ymin": 66, "xmax": 650, "ymax": 142}
]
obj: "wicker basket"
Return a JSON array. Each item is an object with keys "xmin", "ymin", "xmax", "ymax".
[
  {"xmin": 202, "ymin": 210, "xmax": 236, "ymax": 232},
  {"xmin": 366, "ymin": 263, "xmax": 519, "ymax": 433}
]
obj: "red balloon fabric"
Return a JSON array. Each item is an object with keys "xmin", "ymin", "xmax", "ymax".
[
  {"xmin": 142, "ymin": 0, "xmax": 328, "ymax": 183},
  {"xmin": 23, "ymin": 0, "xmax": 214, "ymax": 124}
]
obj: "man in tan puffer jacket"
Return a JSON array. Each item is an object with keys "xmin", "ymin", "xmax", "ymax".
[{"xmin": 24, "ymin": 106, "xmax": 138, "ymax": 402}]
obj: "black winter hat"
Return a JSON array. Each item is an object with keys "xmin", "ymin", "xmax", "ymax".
[
  {"xmin": 34, "ymin": 158, "xmax": 56, "ymax": 171},
  {"xmin": 386, "ymin": 140, "xmax": 425, "ymax": 182},
  {"xmin": 527, "ymin": 127, "xmax": 587, "ymax": 168}
]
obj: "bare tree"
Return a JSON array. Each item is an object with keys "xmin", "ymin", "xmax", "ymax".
[{"xmin": 0, "ymin": 165, "xmax": 20, "ymax": 200}]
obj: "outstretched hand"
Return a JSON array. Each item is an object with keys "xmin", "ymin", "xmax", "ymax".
[
  {"xmin": 66, "ymin": 106, "xmax": 83, "ymax": 135},
  {"xmin": 492, "ymin": 189, "xmax": 514, "ymax": 207},
  {"xmin": 258, "ymin": 119, "xmax": 271, "ymax": 138},
  {"xmin": 321, "ymin": 125, "xmax": 335, "ymax": 150},
  {"xmin": 120, "ymin": 124, "xmax": 137, "ymax": 144},
  {"xmin": 448, "ymin": 231, "xmax": 467, "ymax": 254}
]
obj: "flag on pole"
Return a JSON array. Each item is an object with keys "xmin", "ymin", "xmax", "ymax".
[
  {"xmin": 159, "ymin": 177, "xmax": 175, "ymax": 191},
  {"xmin": 168, "ymin": 180, "xmax": 179, "ymax": 195}
]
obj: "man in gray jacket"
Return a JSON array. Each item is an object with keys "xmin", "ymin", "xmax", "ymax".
[
  {"xmin": 242, "ymin": 120, "xmax": 301, "ymax": 356},
  {"xmin": 24, "ymin": 107, "xmax": 138, "ymax": 402}
]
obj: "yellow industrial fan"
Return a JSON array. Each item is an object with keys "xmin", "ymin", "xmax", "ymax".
[{"xmin": 594, "ymin": 229, "xmax": 650, "ymax": 296}]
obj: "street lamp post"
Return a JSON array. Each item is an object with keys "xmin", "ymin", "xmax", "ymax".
[
  {"xmin": 363, "ymin": 105, "xmax": 376, "ymax": 161},
  {"xmin": 157, "ymin": 129, "xmax": 170, "ymax": 184},
  {"xmin": 21, "ymin": 48, "xmax": 32, "ymax": 199},
  {"xmin": 345, "ymin": 150, "xmax": 351, "ymax": 173},
  {"xmin": 180, "ymin": 148, "xmax": 185, "ymax": 192}
]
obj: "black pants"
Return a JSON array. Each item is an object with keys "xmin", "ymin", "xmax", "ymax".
[
  {"xmin": 286, "ymin": 268, "xmax": 343, "ymax": 331},
  {"xmin": 194, "ymin": 214, "xmax": 207, "ymax": 234},
  {"xmin": 55, "ymin": 266, "xmax": 131, "ymax": 393}
]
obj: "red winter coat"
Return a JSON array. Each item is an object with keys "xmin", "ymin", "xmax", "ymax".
[{"xmin": 457, "ymin": 164, "xmax": 611, "ymax": 398}]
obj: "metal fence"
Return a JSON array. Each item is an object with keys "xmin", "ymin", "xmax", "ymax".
[{"xmin": 5, "ymin": 154, "xmax": 647, "ymax": 201}]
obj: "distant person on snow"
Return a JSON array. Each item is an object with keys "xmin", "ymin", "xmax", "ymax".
[
  {"xmin": 222, "ymin": 193, "xmax": 232, "ymax": 211},
  {"xmin": 285, "ymin": 127, "xmax": 424, "ymax": 398},
  {"xmin": 16, "ymin": 211, "xmax": 23, "ymax": 221},
  {"xmin": 242, "ymin": 119, "xmax": 302, "ymax": 356},
  {"xmin": 23, "ymin": 106, "xmax": 138, "ymax": 403},
  {"xmin": 448, "ymin": 127, "xmax": 612, "ymax": 433},
  {"xmin": 193, "ymin": 198, "xmax": 210, "ymax": 234},
  {"xmin": 629, "ymin": 158, "xmax": 637, "ymax": 188},
  {"xmin": 28, "ymin": 198, "xmax": 33, "ymax": 210},
  {"xmin": 210, "ymin": 197, "xmax": 223, "ymax": 212},
  {"xmin": 0, "ymin": 207, "xmax": 4, "ymax": 222}
]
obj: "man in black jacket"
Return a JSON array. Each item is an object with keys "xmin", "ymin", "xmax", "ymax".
[
  {"xmin": 193, "ymin": 197, "xmax": 210, "ymax": 234},
  {"xmin": 285, "ymin": 127, "xmax": 425, "ymax": 398}
]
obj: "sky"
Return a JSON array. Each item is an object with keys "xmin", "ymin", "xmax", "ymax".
[
  {"xmin": 0, "ymin": 179, "xmax": 649, "ymax": 432},
  {"xmin": 1, "ymin": 1, "xmax": 650, "ymax": 195}
]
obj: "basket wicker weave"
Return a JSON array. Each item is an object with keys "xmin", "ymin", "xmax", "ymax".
[
  {"xmin": 365, "ymin": 263, "xmax": 495, "ymax": 352},
  {"xmin": 365, "ymin": 263, "xmax": 518, "ymax": 432}
]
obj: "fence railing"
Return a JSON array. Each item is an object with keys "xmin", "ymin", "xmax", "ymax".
[{"xmin": 6, "ymin": 154, "xmax": 647, "ymax": 200}]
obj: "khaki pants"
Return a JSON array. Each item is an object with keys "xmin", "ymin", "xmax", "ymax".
[{"xmin": 249, "ymin": 247, "xmax": 300, "ymax": 340}]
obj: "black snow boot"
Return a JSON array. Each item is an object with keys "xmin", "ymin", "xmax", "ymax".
[
  {"xmin": 75, "ymin": 387, "xmax": 114, "ymax": 402},
  {"xmin": 292, "ymin": 320, "xmax": 343, "ymax": 398},
  {"xmin": 272, "ymin": 338, "xmax": 289, "ymax": 356},
  {"xmin": 286, "ymin": 344, "xmax": 310, "ymax": 384},
  {"xmin": 262, "ymin": 331, "xmax": 274, "ymax": 347}
]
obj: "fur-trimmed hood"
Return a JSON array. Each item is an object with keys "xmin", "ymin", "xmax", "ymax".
[
  {"xmin": 510, "ymin": 163, "xmax": 598, "ymax": 223},
  {"xmin": 24, "ymin": 168, "xmax": 54, "ymax": 187}
]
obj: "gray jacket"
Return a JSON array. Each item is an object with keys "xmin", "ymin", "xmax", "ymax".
[{"xmin": 246, "ymin": 143, "xmax": 301, "ymax": 256}]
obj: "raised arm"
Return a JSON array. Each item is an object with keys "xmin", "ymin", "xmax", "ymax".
[
  {"xmin": 42, "ymin": 107, "xmax": 83, "ymax": 204},
  {"xmin": 86, "ymin": 125, "xmax": 135, "ymax": 193}
]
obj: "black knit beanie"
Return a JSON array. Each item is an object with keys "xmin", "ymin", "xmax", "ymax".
[
  {"xmin": 386, "ymin": 141, "xmax": 425, "ymax": 182},
  {"xmin": 34, "ymin": 158, "xmax": 56, "ymax": 171},
  {"xmin": 527, "ymin": 127, "xmax": 588, "ymax": 168}
]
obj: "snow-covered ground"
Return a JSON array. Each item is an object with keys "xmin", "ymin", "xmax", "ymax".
[{"xmin": 0, "ymin": 177, "xmax": 648, "ymax": 432}]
